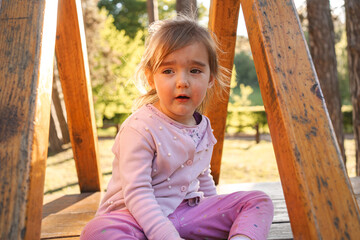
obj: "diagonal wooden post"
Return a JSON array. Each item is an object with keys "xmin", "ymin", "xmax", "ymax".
[
  {"xmin": 55, "ymin": 0, "xmax": 102, "ymax": 192},
  {"xmin": 242, "ymin": 0, "xmax": 360, "ymax": 238},
  {"xmin": 0, "ymin": 0, "xmax": 58, "ymax": 239},
  {"xmin": 206, "ymin": 0, "xmax": 241, "ymax": 185}
]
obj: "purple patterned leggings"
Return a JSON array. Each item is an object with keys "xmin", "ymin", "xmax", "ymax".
[{"xmin": 81, "ymin": 191, "xmax": 274, "ymax": 240}]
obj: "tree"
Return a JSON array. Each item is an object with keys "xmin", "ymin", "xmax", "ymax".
[
  {"xmin": 229, "ymin": 65, "xmax": 253, "ymax": 107},
  {"xmin": 147, "ymin": 0, "xmax": 159, "ymax": 24},
  {"xmin": 345, "ymin": 0, "xmax": 360, "ymax": 175},
  {"xmin": 97, "ymin": 0, "xmax": 177, "ymax": 38},
  {"xmin": 51, "ymin": 73, "xmax": 70, "ymax": 144},
  {"xmin": 48, "ymin": 112, "xmax": 63, "ymax": 153},
  {"xmin": 98, "ymin": 0, "xmax": 148, "ymax": 39},
  {"xmin": 82, "ymin": 0, "xmax": 144, "ymax": 126},
  {"xmin": 97, "ymin": 0, "xmax": 209, "ymax": 39},
  {"xmin": 234, "ymin": 52, "xmax": 258, "ymax": 88},
  {"xmin": 306, "ymin": 0, "xmax": 346, "ymax": 163},
  {"xmin": 231, "ymin": 51, "xmax": 261, "ymax": 106}
]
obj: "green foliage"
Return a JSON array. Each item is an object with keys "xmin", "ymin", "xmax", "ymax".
[
  {"xmin": 230, "ymin": 50, "xmax": 263, "ymax": 107},
  {"xmin": 97, "ymin": 0, "xmax": 208, "ymax": 39},
  {"xmin": 336, "ymin": 28, "xmax": 351, "ymax": 105},
  {"xmin": 342, "ymin": 105, "xmax": 353, "ymax": 133},
  {"xmin": 247, "ymin": 87, "xmax": 263, "ymax": 106},
  {"xmin": 226, "ymin": 106, "xmax": 268, "ymax": 134},
  {"xmin": 233, "ymin": 51, "xmax": 258, "ymax": 88},
  {"xmin": 158, "ymin": 0, "xmax": 177, "ymax": 19},
  {"xmin": 98, "ymin": 0, "xmax": 148, "ymax": 39},
  {"xmin": 88, "ymin": 10, "xmax": 144, "ymax": 126},
  {"xmin": 97, "ymin": 0, "xmax": 178, "ymax": 39},
  {"xmin": 230, "ymin": 84, "xmax": 253, "ymax": 107},
  {"xmin": 229, "ymin": 65, "xmax": 254, "ymax": 107}
]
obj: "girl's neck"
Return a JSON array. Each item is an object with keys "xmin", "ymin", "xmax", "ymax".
[{"xmin": 153, "ymin": 101, "xmax": 197, "ymax": 126}]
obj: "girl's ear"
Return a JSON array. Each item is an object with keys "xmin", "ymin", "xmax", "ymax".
[
  {"xmin": 145, "ymin": 69, "xmax": 155, "ymax": 88},
  {"xmin": 208, "ymin": 75, "xmax": 215, "ymax": 88}
]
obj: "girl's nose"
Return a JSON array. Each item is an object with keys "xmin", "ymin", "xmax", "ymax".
[{"xmin": 176, "ymin": 72, "xmax": 190, "ymax": 88}]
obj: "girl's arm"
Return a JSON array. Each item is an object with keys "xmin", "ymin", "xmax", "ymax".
[
  {"xmin": 198, "ymin": 166, "xmax": 217, "ymax": 197},
  {"xmin": 115, "ymin": 126, "xmax": 183, "ymax": 240}
]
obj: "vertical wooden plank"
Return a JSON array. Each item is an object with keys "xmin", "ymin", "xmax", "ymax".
[
  {"xmin": 242, "ymin": 0, "xmax": 360, "ymax": 238},
  {"xmin": 0, "ymin": 0, "xmax": 58, "ymax": 239},
  {"xmin": 55, "ymin": 0, "xmax": 102, "ymax": 192},
  {"xmin": 206, "ymin": 0, "xmax": 241, "ymax": 184}
]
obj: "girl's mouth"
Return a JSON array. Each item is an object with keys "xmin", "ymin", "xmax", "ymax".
[
  {"xmin": 175, "ymin": 95, "xmax": 190, "ymax": 102},
  {"xmin": 176, "ymin": 95, "xmax": 190, "ymax": 99},
  {"xmin": 176, "ymin": 95, "xmax": 190, "ymax": 100}
]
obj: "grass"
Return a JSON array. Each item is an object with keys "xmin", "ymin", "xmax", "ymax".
[
  {"xmin": 44, "ymin": 128, "xmax": 357, "ymax": 196},
  {"xmin": 220, "ymin": 136, "xmax": 279, "ymax": 184}
]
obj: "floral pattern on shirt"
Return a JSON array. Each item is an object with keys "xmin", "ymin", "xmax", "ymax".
[{"xmin": 147, "ymin": 104, "xmax": 207, "ymax": 147}]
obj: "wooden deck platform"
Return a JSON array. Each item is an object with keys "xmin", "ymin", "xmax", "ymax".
[{"xmin": 41, "ymin": 176, "xmax": 360, "ymax": 240}]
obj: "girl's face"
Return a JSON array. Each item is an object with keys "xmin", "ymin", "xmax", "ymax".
[{"xmin": 148, "ymin": 41, "xmax": 213, "ymax": 126}]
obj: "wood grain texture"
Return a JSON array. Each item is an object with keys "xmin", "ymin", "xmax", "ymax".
[
  {"xmin": 206, "ymin": 0, "xmax": 241, "ymax": 185},
  {"xmin": 55, "ymin": 0, "xmax": 102, "ymax": 192},
  {"xmin": 241, "ymin": 0, "xmax": 360, "ymax": 238},
  {"xmin": 0, "ymin": 0, "xmax": 58, "ymax": 239},
  {"xmin": 41, "ymin": 192, "xmax": 101, "ymax": 239}
]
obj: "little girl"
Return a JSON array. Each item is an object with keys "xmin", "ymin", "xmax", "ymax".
[{"xmin": 81, "ymin": 16, "xmax": 274, "ymax": 240}]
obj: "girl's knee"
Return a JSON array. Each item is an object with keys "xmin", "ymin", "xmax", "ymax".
[
  {"xmin": 80, "ymin": 215, "xmax": 143, "ymax": 240},
  {"xmin": 233, "ymin": 190, "xmax": 271, "ymax": 200},
  {"xmin": 80, "ymin": 217, "xmax": 104, "ymax": 240},
  {"xmin": 248, "ymin": 190, "xmax": 274, "ymax": 213},
  {"xmin": 252, "ymin": 190, "xmax": 272, "ymax": 201},
  {"xmin": 233, "ymin": 190, "xmax": 274, "ymax": 213}
]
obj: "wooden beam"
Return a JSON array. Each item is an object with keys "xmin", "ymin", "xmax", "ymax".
[
  {"xmin": 241, "ymin": 0, "xmax": 360, "ymax": 238},
  {"xmin": 0, "ymin": 0, "xmax": 58, "ymax": 239},
  {"xmin": 206, "ymin": 0, "xmax": 241, "ymax": 184},
  {"xmin": 55, "ymin": 0, "xmax": 102, "ymax": 192}
]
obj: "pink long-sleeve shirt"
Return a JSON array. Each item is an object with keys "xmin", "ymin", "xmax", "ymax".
[{"xmin": 96, "ymin": 104, "xmax": 217, "ymax": 240}]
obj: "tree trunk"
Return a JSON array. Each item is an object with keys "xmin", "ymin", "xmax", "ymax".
[
  {"xmin": 345, "ymin": 0, "xmax": 360, "ymax": 175},
  {"xmin": 176, "ymin": 0, "xmax": 197, "ymax": 18},
  {"xmin": 306, "ymin": 0, "xmax": 346, "ymax": 163},
  {"xmin": 147, "ymin": 0, "xmax": 159, "ymax": 24},
  {"xmin": 49, "ymin": 111, "xmax": 63, "ymax": 153},
  {"xmin": 52, "ymin": 61, "xmax": 70, "ymax": 144}
]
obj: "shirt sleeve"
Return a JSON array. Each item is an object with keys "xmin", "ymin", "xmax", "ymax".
[
  {"xmin": 198, "ymin": 167, "xmax": 217, "ymax": 197},
  {"xmin": 116, "ymin": 126, "xmax": 182, "ymax": 240}
]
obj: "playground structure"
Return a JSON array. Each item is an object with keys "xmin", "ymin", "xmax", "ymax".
[{"xmin": 1, "ymin": 0, "xmax": 359, "ymax": 239}]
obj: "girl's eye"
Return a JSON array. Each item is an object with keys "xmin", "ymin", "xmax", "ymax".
[
  {"xmin": 162, "ymin": 69, "xmax": 173, "ymax": 74},
  {"xmin": 190, "ymin": 69, "xmax": 202, "ymax": 74}
]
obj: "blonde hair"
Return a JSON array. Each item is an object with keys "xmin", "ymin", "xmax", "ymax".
[{"xmin": 133, "ymin": 15, "xmax": 229, "ymax": 113}]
